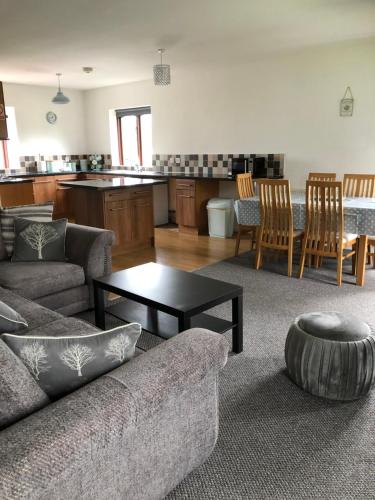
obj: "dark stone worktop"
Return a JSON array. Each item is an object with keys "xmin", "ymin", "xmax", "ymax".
[
  {"xmin": 0, "ymin": 177, "xmax": 33, "ymax": 185},
  {"xmin": 59, "ymin": 177, "xmax": 167, "ymax": 191}
]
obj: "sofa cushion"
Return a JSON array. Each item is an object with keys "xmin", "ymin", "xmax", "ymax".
[
  {"xmin": 0, "ymin": 203, "xmax": 54, "ymax": 257},
  {"xmin": 0, "ymin": 339, "xmax": 50, "ymax": 429},
  {"xmin": 25, "ymin": 317, "xmax": 99, "ymax": 338},
  {"xmin": 12, "ymin": 218, "xmax": 67, "ymax": 262},
  {"xmin": 0, "ymin": 261, "xmax": 85, "ymax": 300},
  {"xmin": 0, "ymin": 286, "xmax": 62, "ymax": 331},
  {"xmin": 0, "ymin": 233, "xmax": 7, "ymax": 261},
  {"xmin": 2, "ymin": 323, "xmax": 142, "ymax": 399},
  {"xmin": 0, "ymin": 300, "xmax": 27, "ymax": 333}
]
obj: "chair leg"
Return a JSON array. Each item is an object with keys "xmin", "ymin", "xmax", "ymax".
[
  {"xmin": 287, "ymin": 241, "xmax": 293, "ymax": 278},
  {"xmin": 255, "ymin": 237, "xmax": 262, "ymax": 270},
  {"xmin": 235, "ymin": 226, "xmax": 242, "ymax": 256},
  {"xmin": 367, "ymin": 244, "xmax": 371, "ymax": 265},
  {"xmin": 337, "ymin": 255, "xmax": 343, "ymax": 287},
  {"xmin": 352, "ymin": 243, "xmax": 357, "ymax": 276},
  {"xmin": 298, "ymin": 237, "xmax": 307, "ymax": 279}
]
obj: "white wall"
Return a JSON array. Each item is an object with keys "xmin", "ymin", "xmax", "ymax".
[
  {"xmin": 84, "ymin": 39, "xmax": 375, "ymax": 189},
  {"xmin": 3, "ymin": 83, "xmax": 86, "ymax": 157}
]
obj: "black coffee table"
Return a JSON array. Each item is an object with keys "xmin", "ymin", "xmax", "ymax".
[{"xmin": 93, "ymin": 262, "xmax": 243, "ymax": 353}]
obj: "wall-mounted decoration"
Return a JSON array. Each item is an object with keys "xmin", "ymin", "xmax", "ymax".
[
  {"xmin": 340, "ymin": 87, "xmax": 354, "ymax": 116},
  {"xmin": 46, "ymin": 111, "xmax": 57, "ymax": 124}
]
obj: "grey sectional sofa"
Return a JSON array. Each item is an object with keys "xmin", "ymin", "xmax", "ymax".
[
  {"xmin": 0, "ymin": 274, "xmax": 228, "ymax": 499},
  {"xmin": 0, "ymin": 223, "xmax": 115, "ymax": 316}
]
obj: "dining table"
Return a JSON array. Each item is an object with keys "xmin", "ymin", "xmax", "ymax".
[{"xmin": 234, "ymin": 191, "xmax": 375, "ymax": 286}]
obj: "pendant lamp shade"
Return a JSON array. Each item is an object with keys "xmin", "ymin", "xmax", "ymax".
[
  {"xmin": 52, "ymin": 73, "xmax": 70, "ymax": 104},
  {"xmin": 153, "ymin": 49, "xmax": 171, "ymax": 86}
]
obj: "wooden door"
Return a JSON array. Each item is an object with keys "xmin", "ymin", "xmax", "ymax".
[{"xmin": 176, "ymin": 190, "xmax": 196, "ymax": 227}]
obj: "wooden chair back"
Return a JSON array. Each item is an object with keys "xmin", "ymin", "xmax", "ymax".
[
  {"xmin": 258, "ymin": 179, "xmax": 293, "ymax": 250},
  {"xmin": 308, "ymin": 172, "xmax": 336, "ymax": 181},
  {"xmin": 236, "ymin": 173, "xmax": 255, "ymax": 199},
  {"xmin": 304, "ymin": 180, "xmax": 344, "ymax": 256},
  {"xmin": 343, "ymin": 174, "xmax": 375, "ymax": 198}
]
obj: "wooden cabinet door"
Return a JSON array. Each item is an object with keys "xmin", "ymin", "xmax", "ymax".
[
  {"xmin": 133, "ymin": 196, "xmax": 154, "ymax": 242},
  {"xmin": 32, "ymin": 178, "xmax": 56, "ymax": 204},
  {"xmin": 176, "ymin": 190, "xmax": 196, "ymax": 227},
  {"xmin": 54, "ymin": 186, "xmax": 73, "ymax": 219},
  {"xmin": 0, "ymin": 183, "xmax": 34, "ymax": 207},
  {"xmin": 105, "ymin": 200, "xmax": 134, "ymax": 254}
]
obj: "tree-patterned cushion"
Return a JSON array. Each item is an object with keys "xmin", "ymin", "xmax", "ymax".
[
  {"xmin": 12, "ymin": 218, "xmax": 67, "ymax": 262},
  {"xmin": 1, "ymin": 323, "xmax": 142, "ymax": 399}
]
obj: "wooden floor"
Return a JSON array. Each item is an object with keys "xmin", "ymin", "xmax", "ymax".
[{"xmin": 112, "ymin": 227, "xmax": 250, "ymax": 272}]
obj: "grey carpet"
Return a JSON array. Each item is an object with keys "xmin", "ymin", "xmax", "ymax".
[{"xmin": 77, "ymin": 253, "xmax": 375, "ymax": 499}]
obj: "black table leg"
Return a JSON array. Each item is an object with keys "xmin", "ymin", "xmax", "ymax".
[
  {"xmin": 93, "ymin": 281, "xmax": 106, "ymax": 330},
  {"xmin": 232, "ymin": 294, "xmax": 243, "ymax": 353},
  {"xmin": 178, "ymin": 314, "xmax": 191, "ymax": 333}
]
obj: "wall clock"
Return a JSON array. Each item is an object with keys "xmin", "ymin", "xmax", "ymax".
[{"xmin": 46, "ymin": 111, "xmax": 57, "ymax": 124}]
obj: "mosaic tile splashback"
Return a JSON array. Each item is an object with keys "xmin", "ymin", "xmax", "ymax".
[
  {"xmin": 0, "ymin": 154, "xmax": 112, "ymax": 174},
  {"xmin": 151, "ymin": 153, "xmax": 284, "ymax": 177}
]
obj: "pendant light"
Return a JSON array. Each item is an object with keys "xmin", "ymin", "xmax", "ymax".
[
  {"xmin": 52, "ymin": 73, "xmax": 70, "ymax": 104},
  {"xmin": 153, "ymin": 48, "xmax": 171, "ymax": 86}
]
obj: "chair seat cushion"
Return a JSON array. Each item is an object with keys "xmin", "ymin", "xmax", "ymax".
[
  {"xmin": 0, "ymin": 262, "xmax": 85, "ymax": 300},
  {"xmin": 298, "ymin": 311, "xmax": 371, "ymax": 341}
]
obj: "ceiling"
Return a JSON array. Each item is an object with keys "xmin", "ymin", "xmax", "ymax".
[{"xmin": 0, "ymin": 0, "xmax": 374, "ymax": 90}]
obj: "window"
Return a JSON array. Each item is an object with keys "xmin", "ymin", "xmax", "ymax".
[
  {"xmin": 0, "ymin": 107, "xmax": 19, "ymax": 170},
  {"xmin": 116, "ymin": 107, "xmax": 152, "ymax": 167}
]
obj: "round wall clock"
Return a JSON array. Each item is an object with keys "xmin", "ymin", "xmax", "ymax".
[{"xmin": 46, "ymin": 111, "xmax": 57, "ymax": 124}]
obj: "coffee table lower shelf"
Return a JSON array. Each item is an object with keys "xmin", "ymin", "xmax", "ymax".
[{"xmin": 106, "ymin": 300, "xmax": 234, "ymax": 340}]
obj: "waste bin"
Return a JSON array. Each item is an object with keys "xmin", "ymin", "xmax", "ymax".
[{"xmin": 207, "ymin": 198, "xmax": 234, "ymax": 238}]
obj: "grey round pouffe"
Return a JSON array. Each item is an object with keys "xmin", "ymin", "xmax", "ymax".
[{"xmin": 285, "ymin": 312, "xmax": 375, "ymax": 401}]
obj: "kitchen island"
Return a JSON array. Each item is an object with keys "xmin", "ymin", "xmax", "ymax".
[{"xmin": 59, "ymin": 178, "xmax": 167, "ymax": 255}]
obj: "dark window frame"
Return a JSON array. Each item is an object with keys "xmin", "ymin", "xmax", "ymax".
[
  {"xmin": 116, "ymin": 107, "xmax": 151, "ymax": 166},
  {"xmin": 0, "ymin": 140, "xmax": 9, "ymax": 169}
]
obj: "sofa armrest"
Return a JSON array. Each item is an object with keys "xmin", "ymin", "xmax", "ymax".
[
  {"xmin": 106, "ymin": 328, "xmax": 229, "ymax": 417},
  {"xmin": 65, "ymin": 223, "xmax": 115, "ymax": 305},
  {"xmin": 0, "ymin": 329, "xmax": 228, "ymax": 500}
]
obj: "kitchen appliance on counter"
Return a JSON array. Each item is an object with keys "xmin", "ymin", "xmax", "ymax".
[
  {"xmin": 229, "ymin": 158, "xmax": 249, "ymax": 177},
  {"xmin": 252, "ymin": 157, "xmax": 267, "ymax": 178}
]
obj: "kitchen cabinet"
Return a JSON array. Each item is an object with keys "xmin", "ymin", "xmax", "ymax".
[
  {"xmin": 0, "ymin": 182, "xmax": 34, "ymax": 207},
  {"xmin": 31, "ymin": 174, "xmax": 78, "ymax": 220},
  {"xmin": 175, "ymin": 179, "xmax": 219, "ymax": 234},
  {"xmin": 61, "ymin": 179, "xmax": 159, "ymax": 256},
  {"xmin": 32, "ymin": 176, "xmax": 56, "ymax": 204},
  {"xmin": 0, "ymin": 82, "xmax": 8, "ymax": 140}
]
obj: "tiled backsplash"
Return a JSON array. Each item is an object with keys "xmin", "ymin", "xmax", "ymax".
[
  {"xmin": 1, "ymin": 154, "xmax": 112, "ymax": 174},
  {"xmin": 151, "ymin": 153, "xmax": 284, "ymax": 177}
]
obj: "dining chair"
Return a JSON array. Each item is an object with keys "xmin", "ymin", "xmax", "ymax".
[
  {"xmin": 308, "ymin": 172, "xmax": 336, "ymax": 181},
  {"xmin": 298, "ymin": 180, "xmax": 357, "ymax": 286},
  {"xmin": 343, "ymin": 174, "xmax": 375, "ymax": 198},
  {"xmin": 235, "ymin": 173, "xmax": 258, "ymax": 256},
  {"xmin": 343, "ymin": 174, "xmax": 375, "ymax": 264},
  {"xmin": 255, "ymin": 179, "xmax": 303, "ymax": 277},
  {"xmin": 356, "ymin": 235, "xmax": 375, "ymax": 286}
]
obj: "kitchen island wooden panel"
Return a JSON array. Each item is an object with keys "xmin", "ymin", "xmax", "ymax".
[{"xmin": 59, "ymin": 178, "xmax": 165, "ymax": 255}]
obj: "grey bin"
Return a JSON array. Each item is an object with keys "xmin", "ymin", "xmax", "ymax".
[{"xmin": 207, "ymin": 198, "xmax": 234, "ymax": 238}]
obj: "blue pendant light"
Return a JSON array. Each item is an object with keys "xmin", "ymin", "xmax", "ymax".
[{"xmin": 52, "ymin": 73, "xmax": 70, "ymax": 104}]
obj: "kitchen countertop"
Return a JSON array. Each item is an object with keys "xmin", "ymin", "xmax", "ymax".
[
  {"xmin": 0, "ymin": 177, "xmax": 33, "ymax": 184},
  {"xmin": 9, "ymin": 169, "xmax": 237, "ymax": 181},
  {"xmin": 59, "ymin": 177, "xmax": 167, "ymax": 190},
  {"xmin": 10, "ymin": 169, "xmax": 283, "ymax": 181}
]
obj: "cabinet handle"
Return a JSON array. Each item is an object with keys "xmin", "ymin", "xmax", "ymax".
[
  {"xmin": 133, "ymin": 190, "xmax": 150, "ymax": 195},
  {"xmin": 108, "ymin": 192, "xmax": 124, "ymax": 197},
  {"xmin": 109, "ymin": 207, "xmax": 125, "ymax": 211},
  {"xmin": 178, "ymin": 195, "xmax": 193, "ymax": 198},
  {"xmin": 34, "ymin": 180, "xmax": 53, "ymax": 184}
]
